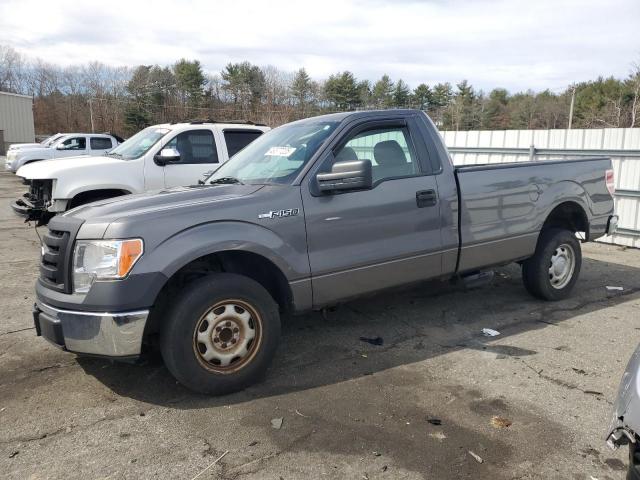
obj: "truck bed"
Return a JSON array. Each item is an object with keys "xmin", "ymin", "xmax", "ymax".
[{"xmin": 453, "ymin": 157, "xmax": 614, "ymax": 273}]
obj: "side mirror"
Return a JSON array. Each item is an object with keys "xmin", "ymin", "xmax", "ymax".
[
  {"xmin": 154, "ymin": 147, "xmax": 181, "ymax": 166},
  {"xmin": 316, "ymin": 159, "xmax": 373, "ymax": 193},
  {"xmin": 56, "ymin": 143, "xmax": 66, "ymax": 150}
]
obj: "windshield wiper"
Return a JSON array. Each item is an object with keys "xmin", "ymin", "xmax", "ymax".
[{"xmin": 209, "ymin": 177, "xmax": 244, "ymax": 185}]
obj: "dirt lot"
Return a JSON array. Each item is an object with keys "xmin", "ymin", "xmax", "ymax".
[{"xmin": 0, "ymin": 169, "xmax": 639, "ymax": 480}]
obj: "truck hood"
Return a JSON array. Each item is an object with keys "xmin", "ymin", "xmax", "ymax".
[
  {"xmin": 16, "ymin": 155, "xmax": 117, "ymax": 179},
  {"xmin": 66, "ymin": 183, "xmax": 266, "ymax": 224},
  {"xmin": 9, "ymin": 143, "xmax": 42, "ymax": 150}
]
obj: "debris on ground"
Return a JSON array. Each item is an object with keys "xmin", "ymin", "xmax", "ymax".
[
  {"xmin": 295, "ymin": 409, "xmax": 309, "ymax": 418},
  {"xmin": 427, "ymin": 418, "xmax": 442, "ymax": 425},
  {"xmin": 468, "ymin": 450, "xmax": 484, "ymax": 463},
  {"xmin": 382, "ymin": 465, "xmax": 388, "ymax": 472},
  {"xmin": 248, "ymin": 441, "xmax": 258, "ymax": 447},
  {"xmin": 190, "ymin": 450, "xmax": 229, "ymax": 480},
  {"xmin": 373, "ymin": 451, "xmax": 381, "ymax": 456},
  {"xmin": 9, "ymin": 450, "xmax": 19, "ymax": 458},
  {"xmin": 428, "ymin": 432, "xmax": 447, "ymax": 441},
  {"xmin": 271, "ymin": 417, "xmax": 283, "ymax": 429},
  {"xmin": 359, "ymin": 336, "xmax": 384, "ymax": 346},
  {"xmin": 481, "ymin": 328, "xmax": 500, "ymax": 337},
  {"xmin": 606, "ymin": 286, "xmax": 624, "ymax": 291},
  {"xmin": 491, "ymin": 416, "xmax": 512, "ymax": 428},
  {"xmin": 572, "ymin": 367, "xmax": 587, "ymax": 375}
]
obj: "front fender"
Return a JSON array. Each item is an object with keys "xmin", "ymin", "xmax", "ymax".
[
  {"xmin": 63, "ymin": 183, "xmax": 135, "ymax": 200},
  {"xmin": 137, "ymin": 220, "xmax": 309, "ymax": 283},
  {"xmin": 16, "ymin": 155, "xmax": 49, "ymax": 171}
]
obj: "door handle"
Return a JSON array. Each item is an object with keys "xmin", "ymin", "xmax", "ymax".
[{"xmin": 416, "ymin": 189, "xmax": 437, "ymax": 208}]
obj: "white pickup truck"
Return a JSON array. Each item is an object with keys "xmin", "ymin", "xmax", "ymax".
[
  {"xmin": 7, "ymin": 133, "xmax": 66, "ymax": 152},
  {"xmin": 5, "ymin": 133, "xmax": 122, "ymax": 173},
  {"xmin": 13, "ymin": 121, "xmax": 268, "ymax": 224}
]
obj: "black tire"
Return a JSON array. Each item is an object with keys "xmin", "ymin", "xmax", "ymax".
[
  {"xmin": 159, "ymin": 273, "xmax": 280, "ymax": 395},
  {"xmin": 522, "ymin": 228, "xmax": 582, "ymax": 301}
]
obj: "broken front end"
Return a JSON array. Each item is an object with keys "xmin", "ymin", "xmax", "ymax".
[
  {"xmin": 607, "ymin": 343, "xmax": 640, "ymax": 478},
  {"xmin": 12, "ymin": 179, "xmax": 55, "ymax": 225}
]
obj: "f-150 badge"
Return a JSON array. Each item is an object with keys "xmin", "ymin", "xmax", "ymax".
[{"xmin": 258, "ymin": 208, "xmax": 299, "ymax": 219}]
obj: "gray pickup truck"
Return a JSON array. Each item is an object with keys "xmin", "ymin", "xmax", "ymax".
[{"xmin": 33, "ymin": 109, "xmax": 618, "ymax": 394}]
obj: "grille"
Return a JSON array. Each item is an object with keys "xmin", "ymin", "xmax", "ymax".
[{"xmin": 40, "ymin": 228, "xmax": 71, "ymax": 292}]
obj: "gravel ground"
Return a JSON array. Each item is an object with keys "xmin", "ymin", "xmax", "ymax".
[{"xmin": 0, "ymin": 170, "xmax": 638, "ymax": 480}]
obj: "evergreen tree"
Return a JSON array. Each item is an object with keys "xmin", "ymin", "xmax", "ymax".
[
  {"xmin": 372, "ymin": 74, "xmax": 394, "ymax": 108},
  {"xmin": 393, "ymin": 79, "xmax": 410, "ymax": 107},
  {"xmin": 412, "ymin": 83, "xmax": 432, "ymax": 110},
  {"xmin": 323, "ymin": 71, "xmax": 361, "ymax": 110}
]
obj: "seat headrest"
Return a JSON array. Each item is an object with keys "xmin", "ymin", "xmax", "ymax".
[
  {"xmin": 374, "ymin": 140, "xmax": 406, "ymax": 167},
  {"xmin": 335, "ymin": 146, "xmax": 358, "ymax": 162}
]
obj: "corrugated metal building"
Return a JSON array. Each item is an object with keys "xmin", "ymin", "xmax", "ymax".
[{"xmin": 0, "ymin": 91, "xmax": 35, "ymax": 155}]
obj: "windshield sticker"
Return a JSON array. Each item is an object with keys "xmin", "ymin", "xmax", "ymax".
[{"xmin": 265, "ymin": 146, "xmax": 296, "ymax": 157}]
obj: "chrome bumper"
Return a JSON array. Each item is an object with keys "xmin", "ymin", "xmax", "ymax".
[{"xmin": 34, "ymin": 300, "xmax": 148, "ymax": 357}]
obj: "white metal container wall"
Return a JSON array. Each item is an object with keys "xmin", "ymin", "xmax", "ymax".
[
  {"xmin": 0, "ymin": 91, "xmax": 35, "ymax": 147},
  {"xmin": 441, "ymin": 128, "xmax": 640, "ymax": 248}
]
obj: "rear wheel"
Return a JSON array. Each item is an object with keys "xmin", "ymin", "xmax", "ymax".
[
  {"xmin": 160, "ymin": 273, "xmax": 280, "ymax": 395},
  {"xmin": 522, "ymin": 228, "xmax": 582, "ymax": 301}
]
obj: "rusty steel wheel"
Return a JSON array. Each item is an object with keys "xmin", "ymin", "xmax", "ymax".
[
  {"xmin": 160, "ymin": 273, "xmax": 280, "ymax": 395},
  {"xmin": 193, "ymin": 300, "xmax": 263, "ymax": 374}
]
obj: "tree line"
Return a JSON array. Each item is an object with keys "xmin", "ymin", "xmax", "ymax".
[{"xmin": 1, "ymin": 44, "xmax": 639, "ymax": 136}]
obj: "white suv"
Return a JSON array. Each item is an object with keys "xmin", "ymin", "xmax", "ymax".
[
  {"xmin": 5, "ymin": 133, "xmax": 121, "ymax": 172},
  {"xmin": 13, "ymin": 121, "xmax": 268, "ymax": 224}
]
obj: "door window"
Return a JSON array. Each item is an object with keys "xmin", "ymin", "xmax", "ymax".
[
  {"xmin": 335, "ymin": 127, "xmax": 418, "ymax": 183},
  {"xmin": 223, "ymin": 130, "xmax": 264, "ymax": 157},
  {"xmin": 90, "ymin": 137, "xmax": 113, "ymax": 150},
  {"xmin": 59, "ymin": 137, "xmax": 86, "ymax": 150},
  {"xmin": 165, "ymin": 130, "xmax": 218, "ymax": 164}
]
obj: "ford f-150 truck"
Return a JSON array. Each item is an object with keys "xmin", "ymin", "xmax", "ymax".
[
  {"xmin": 12, "ymin": 121, "xmax": 268, "ymax": 223},
  {"xmin": 31, "ymin": 109, "xmax": 618, "ymax": 395}
]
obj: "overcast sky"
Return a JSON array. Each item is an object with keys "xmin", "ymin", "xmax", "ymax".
[{"xmin": 1, "ymin": 0, "xmax": 639, "ymax": 92}]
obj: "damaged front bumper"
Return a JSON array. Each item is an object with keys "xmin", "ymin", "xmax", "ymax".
[
  {"xmin": 607, "ymin": 343, "xmax": 640, "ymax": 450},
  {"xmin": 12, "ymin": 193, "xmax": 48, "ymax": 223},
  {"xmin": 11, "ymin": 179, "xmax": 54, "ymax": 224}
]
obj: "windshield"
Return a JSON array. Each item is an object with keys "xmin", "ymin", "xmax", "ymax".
[
  {"xmin": 207, "ymin": 121, "xmax": 338, "ymax": 185},
  {"xmin": 42, "ymin": 134, "xmax": 64, "ymax": 147},
  {"xmin": 107, "ymin": 127, "xmax": 170, "ymax": 160}
]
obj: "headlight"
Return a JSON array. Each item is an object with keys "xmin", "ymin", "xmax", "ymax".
[{"xmin": 73, "ymin": 239, "xmax": 143, "ymax": 293}]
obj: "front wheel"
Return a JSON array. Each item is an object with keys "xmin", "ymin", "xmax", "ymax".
[
  {"xmin": 522, "ymin": 228, "xmax": 582, "ymax": 301},
  {"xmin": 160, "ymin": 273, "xmax": 280, "ymax": 395}
]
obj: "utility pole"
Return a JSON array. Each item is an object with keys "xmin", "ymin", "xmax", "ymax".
[
  {"xmin": 88, "ymin": 98, "xmax": 95, "ymax": 133},
  {"xmin": 568, "ymin": 85, "xmax": 576, "ymax": 129}
]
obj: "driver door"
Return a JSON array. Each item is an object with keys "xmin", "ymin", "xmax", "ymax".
[
  {"xmin": 301, "ymin": 117, "xmax": 443, "ymax": 307},
  {"xmin": 55, "ymin": 136, "xmax": 87, "ymax": 158},
  {"xmin": 162, "ymin": 129, "xmax": 223, "ymax": 188}
]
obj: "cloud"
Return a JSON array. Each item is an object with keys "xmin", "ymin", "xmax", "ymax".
[{"xmin": 0, "ymin": 0, "xmax": 638, "ymax": 92}]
